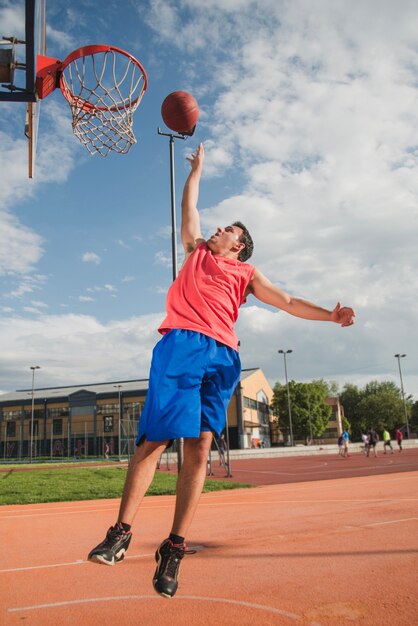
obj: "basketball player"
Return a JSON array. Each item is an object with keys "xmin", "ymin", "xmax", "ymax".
[{"xmin": 88, "ymin": 143, "xmax": 355, "ymax": 598}]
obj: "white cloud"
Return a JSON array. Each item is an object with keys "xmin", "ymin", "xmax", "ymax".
[
  {"xmin": 0, "ymin": 218, "xmax": 43, "ymax": 275},
  {"xmin": 1, "ymin": 0, "xmax": 417, "ymax": 403},
  {"xmin": 4, "ymin": 275, "xmax": 48, "ymax": 300},
  {"xmin": 143, "ymin": 0, "xmax": 418, "ymax": 399},
  {"xmin": 78, "ymin": 296, "xmax": 95, "ymax": 302},
  {"xmin": 0, "ymin": 312, "xmax": 163, "ymax": 390},
  {"xmin": 154, "ymin": 250, "xmax": 172, "ymax": 267},
  {"xmin": 0, "ymin": 2, "xmax": 25, "ymax": 42},
  {"xmin": 82, "ymin": 252, "xmax": 101, "ymax": 264},
  {"xmin": 30, "ymin": 300, "xmax": 48, "ymax": 308},
  {"xmin": 22, "ymin": 306, "xmax": 43, "ymax": 315},
  {"xmin": 46, "ymin": 25, "xmax": 76, "ymax": 53}
]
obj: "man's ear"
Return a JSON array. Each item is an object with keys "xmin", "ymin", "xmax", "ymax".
[{"xmin": 232, "ymin": 241, "xmax": 245, "ymax": 255}]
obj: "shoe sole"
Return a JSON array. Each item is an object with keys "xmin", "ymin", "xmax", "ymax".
[{"xmin": 88, "ymin": 550, "xmax": 126, "ymax": 566}]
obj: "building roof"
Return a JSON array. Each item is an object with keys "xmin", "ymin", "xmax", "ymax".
[
  {"xmin": 0, "ymin": 368, "xmax": 263, "ymax": 407},
  {"xmin": 240, "ymin": 368, "xmax": 260, "ymax": 380},
  {"xmin": 0, "ymin": 379, "xmax": 149, "ymax": 405}
]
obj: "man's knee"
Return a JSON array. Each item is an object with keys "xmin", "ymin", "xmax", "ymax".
[
  {"xmin": 184, "ymin": 433, "xmax": 213, "ymax": 466},
  {"xmin": 132, "ymin": 438, "xmax": 168, "ymax": 463}
]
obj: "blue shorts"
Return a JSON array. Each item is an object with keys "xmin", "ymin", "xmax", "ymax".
[{"xmin": 136, "ymin": 329, "xmax": 241, "ymax": 443}]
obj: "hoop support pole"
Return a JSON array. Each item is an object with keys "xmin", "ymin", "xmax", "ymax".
[{"xmin": 157, "ymin": 126, "xmax": 187, "ymax": 471}]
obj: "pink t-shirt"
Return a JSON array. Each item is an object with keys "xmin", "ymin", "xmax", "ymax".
[{"xmin": 158, "ymin": 243, "xmax": 255, "ymax": 350}]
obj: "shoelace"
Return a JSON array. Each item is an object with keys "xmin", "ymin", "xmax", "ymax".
[
  {"xmin": 164, "ymin": 544, "xmax": 196, "ymax": 579},
  {"xmin": 102, "ymin": 524, "xmax": 126, "ymax": 546}
]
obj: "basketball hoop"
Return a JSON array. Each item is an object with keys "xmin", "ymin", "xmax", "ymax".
[{"xmin": 40, "ymin": 44, "xmax": 148, "ymax": 157}]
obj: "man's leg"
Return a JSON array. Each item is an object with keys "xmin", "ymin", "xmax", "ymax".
[
  {"xmin": 153, "ymin": 431, "xmax": 213, "ymax": 598},
  {"xmin": 117, "ymin": 439, "xmax": 168, "ymax": 524},
  {"xmin": 171, "ymin": 431, "xmax": 213, "ymax": 536},
  {"xmin": 88, "ymin": 439, "xmax": 167, "ymax": 565}
]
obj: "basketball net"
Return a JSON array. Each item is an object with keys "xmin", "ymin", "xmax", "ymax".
[{"xmin": 59, "ymin": 45, "xmax": 147, "ymax": 157}]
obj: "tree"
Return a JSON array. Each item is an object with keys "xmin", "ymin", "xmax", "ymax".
[
  {"xmin": 340, "ymin": 380, "xmax": 408, "ymax": 440},
  {"xmin": 411, "ymin": 402, "xmax": 418, "ymax": 432},
  {"xmin": 271, "ymin": 379, "xmax": 332, "ymax": 442}
]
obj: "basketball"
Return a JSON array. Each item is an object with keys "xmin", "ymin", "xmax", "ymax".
[{"xmin": 161, "ymin": 91, "xmax": 200, "ymax": 135}]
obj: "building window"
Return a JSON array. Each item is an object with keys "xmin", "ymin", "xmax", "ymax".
[
  {"xmin": 103, "ymin": 415, "xmax": 114, "ymax": 432},
  {"xmin": 24, "ymin": 409, "xmax": 43, "ymax": 420},
  {"xmin": 49, "ymin": 407, "xmax": 69, "ymax": 418},
  {"xmin": 53, "ymin": 419, "xmax": 63, "ymax": 436},
  {"xmin": 98, "ymin": 404, "xmax": 118, "ymax": 414},
  {"xmin": 244, "ymin": 397, "xmax": 260, "ymax": 411},
  {"xmin": 6, "ymin": 421, "xmax": 16, "ymax": 437},
  {"xmin": 30, "ymin": 421, "xmax": 39, "ymax": 436}
]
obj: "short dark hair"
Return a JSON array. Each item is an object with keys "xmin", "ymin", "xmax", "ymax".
[{"xmin": 232, "ymin": 221, "xmax": 254, "ymax": 262}]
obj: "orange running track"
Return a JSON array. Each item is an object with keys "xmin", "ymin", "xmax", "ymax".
[{"xmin": 1, "ymin": 452, "xmax": 418, "ymax": 625}]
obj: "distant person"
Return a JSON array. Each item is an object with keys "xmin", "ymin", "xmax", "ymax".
[
  {"xmin": 87, "ymin": 143, "xmax": 355, "ymax": 599},
  {"xmin": 342, "ymin": 430, "xmax": 350, "ymax": 458},
  {"xmin": 216, "ymin": 433, "xmax": 226, "ymax": 466},
  {"xmin": 361, "ymin": 433, "xmax": 369, "ymax": 456},
  {"xmin": 367, "ymin": 428, "xmax": 379, "ymax": 457},
  {"xmin": 104, "ymin": 442, "xmax": 110, "ymax": 460},
  {"xmin": 337, "ymin": 434, "xmax": 344, "ymax": 456},
  {"xmin": 382, "ymin": 429, "xmax": 394, "ymax": 454},
  {"xmin": 396, "ymin": 429, "xmax": 403, "ymax": 452}
]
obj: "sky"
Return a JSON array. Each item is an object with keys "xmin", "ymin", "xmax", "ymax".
[{"xmin": 0, "ymin": 0, "xmax": 417, "ymax": 402}]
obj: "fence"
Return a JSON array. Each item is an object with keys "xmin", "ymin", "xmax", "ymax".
[{"xmin": 0, "ymin": 417, "xmax": 140, "ymax": 463}]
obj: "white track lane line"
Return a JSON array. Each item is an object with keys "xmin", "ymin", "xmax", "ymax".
[
  {"xmin": 0, "ymin": 546, "xmax": 206, "ymax": 574},
  {"xmin": 364, "ymin": 517, "xmax": 418, "ymax": 527},
  {"xmin": 7, "ymin": 594, "xmax": 323, "ymax": 625},
  {"xmin": 1, "ymin": 496, "xmax": 418, "ymax": 520},
  {"xmin": 0, "ymin": 552, "xmax": 154, "ymax": 574}
]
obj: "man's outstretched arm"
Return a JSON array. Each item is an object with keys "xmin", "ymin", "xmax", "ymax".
[
  {"xmin": 248, "ymin": 269, "xmax": 355, "ymax": 327},
  {"xmin": 181, "ymin": 143, "xmax": 205, "ymax": 256}
]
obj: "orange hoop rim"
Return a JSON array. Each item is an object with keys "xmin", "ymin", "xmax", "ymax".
[{"xmin": 59, "ymin": 44, "xmax": 148, "ymax": 112}]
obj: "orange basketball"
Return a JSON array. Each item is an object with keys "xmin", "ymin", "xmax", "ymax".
[{"xmin": 161, "ymin": 91, "xmax": 200, "ymax": 135}]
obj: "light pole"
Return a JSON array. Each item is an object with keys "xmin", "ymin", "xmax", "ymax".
[
  {"xmin": 394, "ymin": 354, "xmax": 409, "ymax": 438},
  {"xmin": 29, "ymin": 366, "xmax": 41, "ymax": 463},
  {"xmin": 114, "ymin": 384, "xmax": 123, "ymax": 460},
  {"xmin": 278, "ymin": 349, "xmax": 294, "ymax": 446},
  {"xmin": 307, "ymin": 392, "xmax": 313, "ymax": 444}
]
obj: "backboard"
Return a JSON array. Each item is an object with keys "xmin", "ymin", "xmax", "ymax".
[{"xmin": 0, "ymin": 0, "xmax": 46, "ymax": 177}]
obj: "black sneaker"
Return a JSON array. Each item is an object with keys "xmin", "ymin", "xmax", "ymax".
[
  {"xmin": 153, "ymin": 539, "xmax": 196, "ymax": 598},
  {"xmin": 88, "ymin": 523, "xmax": 132, "ymax": 566}
]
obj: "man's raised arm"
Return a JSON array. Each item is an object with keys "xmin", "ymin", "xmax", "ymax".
[
  {"xmin": 249, "ymin": 269, "xmax": 355, "ymax": 327},
  {"xmin": 181, "ymin": 143, "xmax": 205, "ymax": 256}
]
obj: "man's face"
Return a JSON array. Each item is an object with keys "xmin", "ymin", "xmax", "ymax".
[{"xmin": 206, "ymin": 225, "xmax": 244, "ymax": 255}]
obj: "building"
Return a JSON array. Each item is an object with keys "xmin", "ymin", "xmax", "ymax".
[
  {"xmin": 228, "ymin": 368, "xmax": 276, "ymax": 448},
  {"xmin": 0, "ymin": 368, "xmax": 275, "ymax": 459},
  {"xmin": 325, "ymin": 396, "xmax": 344, "ymax": 438}
]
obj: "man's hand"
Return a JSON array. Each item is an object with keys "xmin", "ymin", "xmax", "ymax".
[
  {"xmin": 186, "ymin": 143, "xmax": 204, "ymax": 171},
  {"xmin": 331, "ymin": 302, "xmax": 356, "ymax": 327}
]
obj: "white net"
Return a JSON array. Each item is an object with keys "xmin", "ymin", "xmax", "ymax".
[{"xmin": 60, "ymin": 47, "xmax": 147, "ymax": 157}]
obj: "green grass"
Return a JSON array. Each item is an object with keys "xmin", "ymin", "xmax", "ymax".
[{"xmin": 0, "ymin": 465, "xmax": 252, "ymax": 505}]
